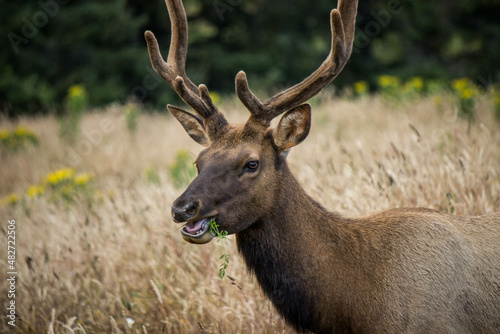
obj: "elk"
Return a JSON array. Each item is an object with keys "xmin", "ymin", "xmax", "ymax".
[{"xmin": 145, "ymin": 0, "xmax": 500, "ymax": 332}]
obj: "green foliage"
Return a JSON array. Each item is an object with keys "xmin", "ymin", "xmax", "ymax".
[
  {"xmin": 2, "ymin": 0, "xmax": 500, "ymax": 115},
  {"xmin": 1, "ymin": 1, "xmax": 151, "ymax": 115},
  {"xmin": 144, "ymin": 166, "xmax": 160, "ymax": 184},
  {"xmin": 59, "ymin": 85, "xmax": 88, "ymax": 142},
  {"xmin": 371, "ymin": 74, "xmax": 500, "ymax": 122},
  {"xmin": 401, "ymin": 77, "xmax": 424, "ymax": 101},
  {"xmin": 451, "ymin": 78, "xmax": 479, "ymax": 120},
  {"xmin": 377, "ymin": 75, "xmax": 401, "ymax": 102},
  {"xmin": 353, "ymin": 81, "xmax": 368, "ymax": 97},
  {"xmin": 168, "ymin": 150, "xmax": 197, "ymax": 188},
  {"xmin": 370, "ymin": 33, "xmax": 403, "ymax": 65},
  {"xmin": 125, "ymin": 102, "xmax": 140, "ymax": 134},
  {"xmin": 0, "ymin": 126, "xmax": 39, "ymax": 150},
  {"xmin": 208, "ymin": 218, "xmax": 231, "ymax": 279},
  {"xmin": 354, "ymin": 75, "xmax": 500, "ymax": 122},
  {"xmin": 426, "ymin": 80, "xmax": 448, "ymax": 96}
]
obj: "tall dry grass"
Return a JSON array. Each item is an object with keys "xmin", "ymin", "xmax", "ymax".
[{"xmin": 1, "ymin": 94, "xmax": 499, "ymax": 333}]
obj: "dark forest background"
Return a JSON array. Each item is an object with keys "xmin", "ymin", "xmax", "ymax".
[{"xmin": 2, "ymin": 0, "xmax": 500, "ymax": 115}]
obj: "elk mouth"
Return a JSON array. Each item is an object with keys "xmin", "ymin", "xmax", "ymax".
[{"xmin": 181, "ymin": 217, "xmax": 215, "ymax": 244}]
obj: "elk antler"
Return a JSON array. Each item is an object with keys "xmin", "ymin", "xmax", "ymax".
[
  {"xmin": 145, "ymin": 0, "xmax": 228, "ymax": 135},
  {"xmin": 236, "ymin": 0, "xmax": 358, "ymax": 125}
]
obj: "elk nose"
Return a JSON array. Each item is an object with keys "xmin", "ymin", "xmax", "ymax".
[{"xmin": 171, "ymin": 201, "xmax": 199, "ymax": 222}]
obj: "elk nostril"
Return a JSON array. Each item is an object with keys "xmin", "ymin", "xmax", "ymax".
[
  {"xmin": 185, "ymin": 202, "xmax": 198, "ymax": 218},
  {"xmin": 172, "ymin": 200, "xmax": 200, "ymax": 222}
]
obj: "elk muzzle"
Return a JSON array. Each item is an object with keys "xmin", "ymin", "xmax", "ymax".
[{"xmin": 171, "ymin": 199, "xmax": 215, "ymax": 244}]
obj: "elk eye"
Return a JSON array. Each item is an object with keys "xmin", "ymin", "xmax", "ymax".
[{"xmin": 245, "ymin": 160, "xmax": 259, "ymax": 172}]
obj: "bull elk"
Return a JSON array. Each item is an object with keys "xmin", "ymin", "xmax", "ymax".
[{"xmin": 145, "ymin": 0, "xmax": 500, "ymax": 332}]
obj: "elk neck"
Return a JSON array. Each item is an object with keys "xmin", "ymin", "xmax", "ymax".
[{"xmin": 236, "ymin": 161, "xmax": 354, "ymax": 333}]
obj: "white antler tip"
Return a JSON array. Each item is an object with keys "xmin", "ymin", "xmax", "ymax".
[{"xmin": 236, "ymin": 71, "xmax": 247, "ymax": 80}]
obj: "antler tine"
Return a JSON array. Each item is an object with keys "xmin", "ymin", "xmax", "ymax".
[
  {"xmin": 145, "ymin": 0, "xmax": 225, "ymax": 122},
  {"xmin": 338, "ymin": 0, "xmax": 358, "ymax": 57},
  {"xmin": 236, "ymin": 0, "xmax": 358, "ymax": 125},
  {"xmin": 236, "ymin": 71, "xmax": 265, "ymax": 115}
]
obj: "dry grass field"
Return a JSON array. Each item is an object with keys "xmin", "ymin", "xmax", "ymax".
[{"xmin": 1, "ymin": 93, "xmax": 499, "ymax": 333}]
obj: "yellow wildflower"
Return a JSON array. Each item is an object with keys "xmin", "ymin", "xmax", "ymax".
[
  {"xmin": 0, "ymin": 126, "xmax": 38, "ymax": 148},
  {"xmin": 408, "ymin": 77, "xmax": 424, "ymax": 91},
  {"xmin": 44, "ymin": 168, "xmax": 75, "ymax": 186},
  {"xmin": 75, "ymin": 173, "xmax": 93, "ymax": 185},
  {"xmin": 461, "ymin": 88, "xmax": 473, "ymax": 99},
  {"xmin": 452, "ymin": 78, "xmax": 470, "ymax": 92},
  {"xmin": 68, "ymin": 84, "xmax": 85, "ymax": 99},
  {"xmin": 27, "ymin": 185, "xmax": 45, "ymax": 198},
  {"xmin": 1, "ymin": 193, "xmax": 18, "ymax": 206},
  {"xmin": 378, "ymin": 75, "xmax": 400, "ymax": 88},
  {"xmin": 15, "ymin": 126, "xmax": 28, "ymax": 137},
  {"xmin": 354, "ymin": 81, "xmax": 368, "ymax": 95},
  {"xmin": 0, "ymin": 130, "xmax": 9, "ymax": 140}
]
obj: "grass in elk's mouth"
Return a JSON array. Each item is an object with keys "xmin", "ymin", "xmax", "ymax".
[{"xmin": 209, "ymin": 217, "xmax": 231, "ymax": 279}]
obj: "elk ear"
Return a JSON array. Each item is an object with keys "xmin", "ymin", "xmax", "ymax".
[
  {"xmin": 273, "ymin": 103, "xmax": 311, "ymax": 151},
  {"xmin": 168, "ymin": 105, "xmax": 210, "ymax": 147}
]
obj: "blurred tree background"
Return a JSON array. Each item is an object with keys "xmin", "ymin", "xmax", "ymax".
[{"xmin": 1, "ymin": 0, "xmax": 499, "ymax": 116}]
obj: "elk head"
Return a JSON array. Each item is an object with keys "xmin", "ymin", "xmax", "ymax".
[{"xmin": 145, "ymin": 0, "xmax": 357, "ymax": 244}]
